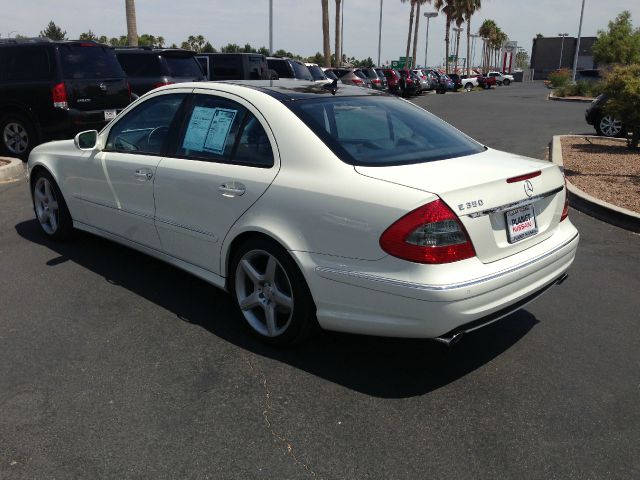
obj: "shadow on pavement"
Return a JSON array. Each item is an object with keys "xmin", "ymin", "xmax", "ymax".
[{"xmin": 16, "ymin": 219, "xmax": 538, "ymax": 399}]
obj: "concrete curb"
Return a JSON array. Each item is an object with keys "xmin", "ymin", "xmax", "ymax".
[
  {"xmin": 548, "ymin": 93, "xmax": 594, "ymax": 103},
  {"xmin": 551, "ymin": 135, "xmax": 640, "ymax": 233},
  {"xmin": 0, "ymin": 157, "xmax": 26, "ymax": 183}
]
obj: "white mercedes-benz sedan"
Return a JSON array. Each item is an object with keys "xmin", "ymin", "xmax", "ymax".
[{"xmin": 27, "ymin": 80, "xmax": 579, "ymax": 346}]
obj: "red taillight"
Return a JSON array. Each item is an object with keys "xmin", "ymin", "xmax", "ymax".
[
  {"xmin": 52, "ymin": 82, "xmax": 68, "ymax": 109},
  {"xmin": 380, "ymin": 199, "xmax": 476, "ymax": 264},
  {"xmin": 561, "ymin": 176, "xmax": 569, "ymax": 221},
  {"xmin": 152, "ymin": 81, "xmax": 175, "ymax": 89},
  {"xmin": 506, "ymin": 171, "xmax": 541, "ymax": 183},
  {"xmin": 372, "ymin": 78, "xmax": 381, "ymax": 84},
  {"xmin": 352, "ymin": 78, "xmax": 364, "ymax": 85}
]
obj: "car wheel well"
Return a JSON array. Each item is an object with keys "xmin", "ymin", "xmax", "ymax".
[
  {"xmin": 29, "ymin": 165, "xmax": 52, "ymax": 191},
  {"xmin": 0, "ymin": 106, "xmax": 41, "ymax": 139},
  {"xmin": 224, "ymin": 231, "xmax": 288, "ymax": 288}
]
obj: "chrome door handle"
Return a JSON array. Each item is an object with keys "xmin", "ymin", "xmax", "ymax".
[
  {"xmin": 134, "ymin": 168, "xmax": 153, "ymax": 181},
  {"xmin": 218, "ymin": 181, "xmax": 246, "ymax": 197}
]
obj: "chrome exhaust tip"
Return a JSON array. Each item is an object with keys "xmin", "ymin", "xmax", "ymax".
[
  {"xmin": 555, "ymin": 273, "xmax": 569, "ymax": 285},
  {"xmin": 433, "ymin": 331, "xmax": 464, "ymax": 347}
]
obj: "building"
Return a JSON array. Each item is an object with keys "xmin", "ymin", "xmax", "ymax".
[{"xmin": 530, "ymin": 36, "xmax": 597, "ymax": 80}]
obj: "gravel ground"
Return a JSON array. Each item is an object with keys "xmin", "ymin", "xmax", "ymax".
[{"xmin": 561, "ymin": 136, "xmax": 640, "ymax": 213}]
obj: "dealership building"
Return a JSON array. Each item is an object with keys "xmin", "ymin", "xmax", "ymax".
[{"xmin": 530, "ymin": 36, "xmax": 597, "ymax": 80}]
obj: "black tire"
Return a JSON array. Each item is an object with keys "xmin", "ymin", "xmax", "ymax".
[
  {"xmin": 268, "ymin": 69, "xmax": 279, "ymax": 80},
  {"xmin": 503, "ymin": 79, "xmax": 511, "ymax": 86},
  {"xmin": 0, "ymin": 113, "xmax": 37, "ymax": 161},
  {"xmin": 31, "ymin": 169, "xmax": 74, "ymax": 241},
  {"xmin": 464, "ymin": 83, "xmax": 473, "ymax": 92},
  {"xmin": 230, "ymin": 237, "xmax": 318, "ymax": 346},
  {"xmin": 594, "ymin": 115, "xmax": 626, "ymax": 138}
]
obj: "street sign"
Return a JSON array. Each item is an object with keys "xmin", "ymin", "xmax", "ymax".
[{"xmin": 448, "ymin": 55, "xmax": 457, "ymax": 62}]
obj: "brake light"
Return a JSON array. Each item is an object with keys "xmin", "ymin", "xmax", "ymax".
[
  {"xmin": 152, "ymin": 81, "xmax": 175, "ymax": 89},
  {"xmin": 79, "ymin": 43, "xmax": 95, "ymax": 47},
  {"xmin": 380, "ymin": 199, "xmax": 476, "ymax": 264},
  {"xmin": 561, "ymin": 176, "xmax": 570, "ymax": 221},
  {"xmin": 352, "ymin": 78, "xmax": 364, "ymax": 85},
  {"xmin": 52, "ymin": 82, "xmax": 68, "ymax": 109},
  {"xmin": 506, "ymin": 171, "xmax": 541, "ymax": 183},
  {"xmin": 372, "ymin": 78, "xmax": 381, "ymax": 84}
]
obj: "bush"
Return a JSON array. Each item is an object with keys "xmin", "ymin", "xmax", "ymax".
[
  {"xmin": 555, "ymin": 80, "xmax": 605, "ymax": 97},
  {"xmin": 603, "ymin": 64, "xmax": 640, "ymax": 148},
  {"xmin": 548, "ymin": 68, "xmax": 571, "ymax": 88}
]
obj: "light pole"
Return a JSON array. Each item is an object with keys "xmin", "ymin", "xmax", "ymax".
[
  {"xmin": 341, "ymin": 0, "xmax": 345, "ymax": 66},
  {"xmin": 470, "ymin": 33, "xmax": 480, "ymax": 71},
  {"xmin": 269, "ymin": 0, "xmax": 273, "ymax": 55},
  {"xmin": 452, "ymin": 26, "xmax": 463, "ymax": 71},
  {"xmin": 377, "ymin": 0, "xmax": 383, "ymax": 66},
  {"xmin": 423, "ymin": 12, "xmax": 438, "ymax": 67},
  {"xmin": 558, "ymin": 33, "xmax": 569, "ymax": 69},
  {"xmin": 571, "ymin": 0, "xmax": 585, "ymax": 83}
]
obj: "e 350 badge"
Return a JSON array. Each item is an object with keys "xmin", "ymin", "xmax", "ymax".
[{"xmin": 458, "ymin": 199, "xmax": 484, "ymax": 211}]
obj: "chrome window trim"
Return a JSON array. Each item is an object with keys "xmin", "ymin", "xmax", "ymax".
[
  {"xmin": 315, "ymin": 232, "xmax": 578, "ymax": 292},
  {"xmin": 467, "ymin": 186, "xmax": 564, "ymax": 218}
]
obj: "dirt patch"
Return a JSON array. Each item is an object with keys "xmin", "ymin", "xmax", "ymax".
[
  {"xmin": 0, "ymin": 159, "xmax": 9, "ymax": 167},
  {"xmin": 561, "ymin": 136, "xmax": 640, "ymax": 213}
]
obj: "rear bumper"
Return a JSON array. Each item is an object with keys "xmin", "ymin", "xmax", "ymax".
[{"xmin": 297, "ymin": 221, "xmax": 579, "ymax": 339}]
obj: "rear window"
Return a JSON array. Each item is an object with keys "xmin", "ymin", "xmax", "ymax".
[
  {"xmin": 324, "ymin": 69, "xmax": 338, "ymax": 80},
  {"xmin": 307, "ymin": 65, "xmax": 327, "ymax": 81},
  {"xmin": 268, "ymin": 59, "xmax": 292, "ymax": 78},
  {"xmin": 60, "ymin": 45, "xmax": 124, "ymax": 79},
  {"xmin": 361, "ymin": 69, "xmax": 378, "ymax": 79},
  {"xmin": 163, "ymin": 55, "xmax": 203, "ymax": 77},
  {"xmin": 116, "ymin": 52, "xmax": 164, "ymax": 76},
  {"xmin": 290, "ymin": 61, "xmax": 313, "ymax": 80},
  {"xmin": 288, "ymin": 96, "xmax": 484, "ymax": 166},
  {"xmin": 208, "ymin": 55, "xmax": 242, "ymax": 79}
]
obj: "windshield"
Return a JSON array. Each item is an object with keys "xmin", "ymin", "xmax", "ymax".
[
  {"xmin": 60, "ymin": 44, "xmax": 124, "ymax": 79},
  {"xmin": 307, "ymin": 65, "xmax": 327, "ymax": 81},
  {"xmin": 163, "ymin": 55, "xmax": 203, "ymax": 77},
  {"xmin": 287, "ymin": 96, "xmax": 484, "ymax": 166}
]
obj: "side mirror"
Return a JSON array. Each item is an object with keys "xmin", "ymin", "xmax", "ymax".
[{"xmin": 74, "ymin": 130, "xmax": 98, "ymax": 150}]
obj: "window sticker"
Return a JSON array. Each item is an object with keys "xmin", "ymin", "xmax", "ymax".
[{"xmin": 182, "ymin": 106, "xmax": 237, "ymax": 155}]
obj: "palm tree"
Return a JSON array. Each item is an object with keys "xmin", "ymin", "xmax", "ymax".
[
  {"xmin": 411, "ymin": 0, "xmax": 432, "ymax": 68},
  {"xmin": 125, "ymin": 0, "xmax": 138, "ymax": 47},
  {"xmin": 462, "ymin": 0, "xmax": 481, "ymax": 75},
  {"xmin": 453, "ymin": 6, "xmax": 465, "ymax": 73},
  {"xmin": 335, "ymin": 0, "xmax": 342, "ymax": 66},
  {"xmin": 434, "ymin": 0, "xmax": 460, "ymax": 73},
  {"xmin": 401, "ymin": 0, "xmax": 417, "ymax": 67},
  {"xmin": 478, "ymin": 19, "xmax": 496, "ymax": 72},
  {"xmin": 321, "ymin": 0, "xmax": 331, "ymax": 67}
]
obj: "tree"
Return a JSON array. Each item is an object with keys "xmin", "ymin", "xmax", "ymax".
[
  {"xmin": 434, "ymin": 0, "xmax": 460, "ymax": 73},
  {"xmin": 125, "ymin": 0, "xmax": 138, "ymax": 46},
  {"xmin": 478, "ymin": 19, "xmax": 497, "ymax": 72},
  {"xmin": 515, "ymin": 49, "xmax": 529, "ymax": 70},
  {"xmin": 593, "ymin": 11, "xmax": 640, "ymax": 66},
  {"xmin": 411, "ymin": 1, "xmax": 431, "ymax": 69},
  {"xmin": 335, "ymin": 0, "xmax": 342, "ymax": 66},
  {"xmin": 201, "ymin": 42, "xmax": 216, "ymax": 53},
  {"xmin": 138, "ymin": 34, "xmax": 156, "ymax": 46},
  {"xmin": 39, "ymin": 21, "xmax": 67, "ymax": 40},
  {"xmin": 308, "ymin": 52, "xmax": 325, "ymax": 64},
  {"xmin": 535, "ymin": 33, "xmax": 543, "ymax": 39},
  {"xmin": 603, "ymin": 64, "xmax": 640, "ymax": 148},
  {"xmin": 321, "ymin": 0, "xmax": 331, "ymax": 67},
  {"xmin": 401, "ymin": 0, "xmax": 416, "ymax": 68},
  {"xmin": 257, "ymin": 47, "xmax": 270, "ymax": 56},
  {"xmin": 453, "ymin": 2, "xmax": 465, "ymax": 73},
  {"xmin": 462, "ymin": 0, "xmax": 481, "ymax": 75},
  {"xmin": 110, "ymin": 36, "xmax": 128, "ymax": 47},
  {"xmin": 79, "ymin": 30, "xmax": 97, "ymax": 41}
]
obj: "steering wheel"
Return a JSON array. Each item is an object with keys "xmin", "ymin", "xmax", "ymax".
[{"xmin": 146, "ymin": 126, "xmax": 169, "ymax": 152}]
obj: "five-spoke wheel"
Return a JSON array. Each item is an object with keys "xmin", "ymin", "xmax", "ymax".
[{"xmin": 31, "ymin": 170, "xmax": 73, "ymax": 240}]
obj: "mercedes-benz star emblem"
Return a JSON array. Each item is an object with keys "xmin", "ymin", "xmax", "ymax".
[
  {"xmin": 524, "ymin": 180, "xmax": 534, "ymax": 197},
  {"xmin": 99, "ymin": 83, "xmax": 107, "ymax": 91}
]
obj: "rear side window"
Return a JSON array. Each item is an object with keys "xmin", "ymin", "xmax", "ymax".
[
  {"xmin": 163, "ymin": 55, "xmax": 203, "ymax": 77},
  {"xmin": 288, "ymin": 96, "xmax": 484, "ymax": 166},
  {"xmin": 208, "ymin": 55, "xmax": 242, "ymax": 79},
  {"xmin": 324, "ymin": 69, "xmax": 338, "ymax": 80},
  {"xmin": 106, "ymin": 93, "xmax": 186, "ymax": 154},
  {"xmin": 177, "ymin": 94, "xmax": 273, "ymax": 167},
  {"xmin": 268, "ymin": 59, "xmax": 292, "ymax": 78},
  {"xmin": 116, "ymin": 53, "xmax": 164, "ymax": 76},
  {"xmin": 59, "ymin": 45, "xmax": 124, "ymax": 79},
  {"xmin": 0, "ymin": 46, "xmax": 51, "ymax": 81}
]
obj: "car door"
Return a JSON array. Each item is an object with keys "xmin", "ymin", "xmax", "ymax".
[
  {"xmin": 90, "ymin": 90, "xmax": 189, "ymax": 249},
  {"xmin": 153, "ymin": 89, "xmax": 279, "ymax": 274}
]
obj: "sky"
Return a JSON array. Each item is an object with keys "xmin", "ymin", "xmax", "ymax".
[{"xmin": 3, "ymin": 0, "xmax": 640, "ymax": 67}]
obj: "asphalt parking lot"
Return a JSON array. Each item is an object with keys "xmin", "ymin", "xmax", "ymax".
[{"xmin": 1, "ymin": 81, "xmax": 639, "ymax": 479}]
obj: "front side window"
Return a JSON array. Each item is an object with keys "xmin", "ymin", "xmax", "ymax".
[
  {"xmin": 288, "ymin": 96, "xmax": 484, "ymax": 166},
  {"xmin": 106, "ymin": 93, "xmax": 186, "ymax": 154},
  {"xmin": 177, "ymin": 95, "xmax": 273, "ymax": 167}
]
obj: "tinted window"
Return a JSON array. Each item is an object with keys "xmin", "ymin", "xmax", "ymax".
[
  {"xmin": 0, "ymin": 46, "xmax": 51, "ymax": 81},
  {"xmin": 267, "ymin": 59, "xmax": 292, "ymax": 78},
  {"xmin": 288, "ymin": 96, "xmax": 484, "ymax": 166},
  {"xmin": 178, "ymin": 95, "xmax": 273, "ymax": 167},
  {"xmin": 116, "ymin": 52, "xmax": 164, "ymax": 76},
  {"xmin": 361, "ymin": 69, "xmax": 377, "ymax": 79},
  {"xmin": 307, "ymin": 65, "xmax": 327, "ymax": 81},
  {"xmin": 209, "ymin": 56, "xmax": 243, "ymax": 79},
  {"xmin": 60, "ymin": 45, "xmax": 124, "ymax": 79},
  {"xmin": 324, "ymin": 69, "xmax": 338, "ymax": 80},
  {"xmin": 196, "ymin": 57, "xmax": 209, "ymax": 76},
  {"xmin": 290, "ymin": 61, "xmax": 313, "ymax": 80},
  {"xmin": 163, "ymin": 55, "xmax": 203, "ymax": 77},
  {"xmin": 106, "ymin": 93, "xmax": 186, "ymax": 154},
  {"xmin": 247, "ymin": 55, "xmax": 267, "ymax": 80}
]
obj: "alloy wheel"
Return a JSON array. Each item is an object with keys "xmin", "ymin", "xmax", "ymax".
[
  {"xmin": 235, "ymin": 249, "xmax": 294, "ymax": 337},
  {"xmin": 3, "ymin": 122, "xmax": 29, "ymax": 155},
  {"xmin": 599, "ymin": 115, "xmax": 622, "ymax": 137},
  {"xmin": 33, "ymin": 177, "xmax": 59, "ymax": 235}
]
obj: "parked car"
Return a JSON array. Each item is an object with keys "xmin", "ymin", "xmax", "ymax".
[
  {"xmin": 0, "ymin": 38, "xmax": 131, "ymax": 159},
  {"xmin": 325, "ymin": 68, "xmax": 371, "ymax": 88},
  {"xmin": 305, "ymin": 63, "xmax": 331, "ymax": 84},
  {"xmin": 323, "ymin": 69, "xmax": 339, "ymax": 81},
  {"xmin": 411, "ymin": 69, "xmax": 431, "ymax": 92},
  {"xmin": 360, "ymin": 67, "xmax": 386, "ymax": 91},
  {"xmin": 486, "ymin": 71, "xmax": 514, "ymax": 86},
  {"xmin": 398, "ymin": 69, "xmax": 421, "ymax": 96},
  {"xmin": 427, "ymin": 70, "xmax": 453, "ymax": 93},
  {"xmin": 377, "ymin": 68, "xmax": 403, "ymax": 94},
  {"xmin": 266, "ymin": 57, "xmax": 313, "ymax": 81},
  {"xmin": 420, "ymin": 69, "xmax": 439, "ymax": 90},
  {"xmin": 196, "ymin": 53, "xmax": 270, "ymax": 80},
  {"xmin": 447, "ymin": 74, "xmax": 464, "ymax": 91},
  {"xmin": 477, "ymin": 74, "xmax": 497, "ymax": 89},
  {"xmin": 115, "ymin": 47, "xmax": 205, "ymax": 96},
  {"xmin": 585, "ymin": 94, "xmax": 626, "ymax": 137},
  {"xmin": 27, "ymin": 80, "xmax": 578, "ymax": 346},
  {"xmin": 460, "ymin": 75, "xmax": 480, "ymax": 91}
]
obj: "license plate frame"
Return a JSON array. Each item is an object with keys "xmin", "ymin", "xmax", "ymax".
[
  {"xmin": 104, "ymin": 110, "xmax": 117, "ymax": 121},
  {"xmin": 505, "ymin": 204, "xmax": 538, "ymax": 243}
]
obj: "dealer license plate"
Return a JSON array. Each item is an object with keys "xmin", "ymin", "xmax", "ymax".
[
  {"xmin": 104, "ymin": 110, "xmax": 117, "ymax": 120},
  {"xmin": 505, "ymin": 204, "xmax": 538, "ymax": 243}
]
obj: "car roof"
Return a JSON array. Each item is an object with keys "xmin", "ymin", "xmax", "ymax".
[{"xmin": 158, "ymin": 79, "xmax": 386, "ymax": 101}]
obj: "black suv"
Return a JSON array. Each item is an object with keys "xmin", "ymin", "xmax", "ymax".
[
  {"xmin": 196, "ymin": 53, "xmax": 270, "ymax": 80},
  {"xmin": 115, "ymin": 47, "xmax": 205, "ymax": 96},
  {"xmin": 0, "ymin": 38, "xmax": 131, "ymax": 159},
  {"xmin": 266, "ymin": 57, "xmax": 313, "ymax": 81}
]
